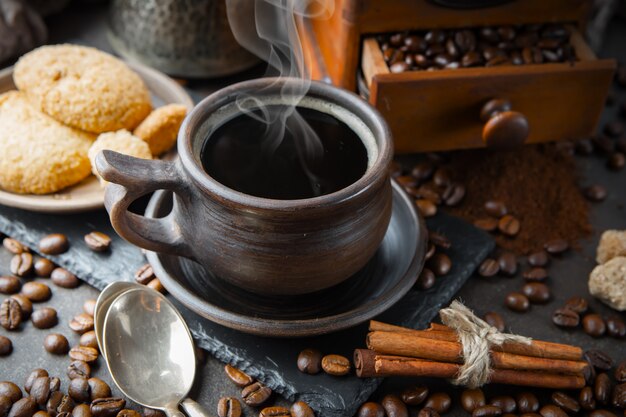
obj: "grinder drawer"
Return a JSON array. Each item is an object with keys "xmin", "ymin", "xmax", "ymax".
[{"xmin": 361, "ymin": 27, "xmax": 615, "ymax": 153}]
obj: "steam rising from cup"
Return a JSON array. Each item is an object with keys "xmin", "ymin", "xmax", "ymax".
[{"xmin": 225, "ymin": 0, "xmax": 335, "ymax": 196}]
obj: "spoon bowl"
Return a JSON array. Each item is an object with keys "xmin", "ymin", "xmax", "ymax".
[{"xmin": 94, "ymin": 281, "xmax": 141, "ymax": 351}]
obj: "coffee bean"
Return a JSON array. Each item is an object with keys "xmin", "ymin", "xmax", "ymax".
[
  {"xmin": 522, "ymin": 282, "xmax": 551, "ymax": 304},
  {"xmin": 483, "ymin": 312, "xmax": 505, "ymax": 332},
  {"xmin": 401, "ymin": 386, "xmax": 428, "ymax": 406},
  {"xmin": 38, "ymin": 234, "xmax": 69, "ymax": 255},
  {"xmin": 498, "ymin": 215, "xmax": 520, "ymax": 236},
  {"xmin": 87, "ymin": 379, "xmax": 110, "ymax": 401},
  {"xmin": 478, "ymin": 259, "xmax": 499, "ymax": 277},
  {"xmin": 585, "ymin": 350, "xmax": 613, "ymax": 371},
  {"xmin": 562, "ymin": 296, "xmax": 588, "ymax": 314},
  {"xmin": 411, "ymin": 162, "xmax": 434, "ymax": 180},
  {"xmin": 424, "ymin": 393, "xmax": 451, "ymax": 414},
  {"xmin": 10, "ymin": 253, "xmax": 33, "ymax": 277},
  {"xmin": 90, "ymin": 398, "xmax": 124, "ymax": 417},
  {"xmin": 539, "ymin": 405, "xmax": 567, "ymax": 417},
  {"xmin": 428, "ymin": 232, "xmax": 451, "ymax": 249},
  {"xmin": 72, "ymin": 404, "xmax": 91, "ymax": 417},
  {"xmin": 472, "ymin": 405, "xmax": 502, "ymax": 417},
  {"xmin": 21, "ymin": 282, "xmax": 51, "ymax": 302},
  {"xmin": 31, "ymin": 308, "xmax": 58, "ymax": 329},
  {"xmin": 81, "ymin": 300, "xmax": 96, "ymax": 317},
  {"xmin": 217, "ymin": 397, "xmax": 241, "ymax": 417},
  {"xmin": 551, "ymin": 392, "xmax": 579, "ymax": 413},
  {"xmin": 67, "ymin": 361, "xmax": 91, "ymax": 380},
  {"xmin": 290, "ymin": 401, "xmax": 314, "ymax": 417},
  {"xmin": 612, "ymin": 383, "xmax": 626, "ymax": 408},
  {"xmin": 416, "ymin": 268, "xmax": 436, "ymax": 290},
  {"xmin": 47, "ymin": 392, "xmax": 74, "ymax": 416},
  {"xmin": 490, "ymin": 396, "xmax": 516, "ymax": 414},
  {"xmin": 357, "ymin": 402, "xmax": 385, "ymax": 417},
  {"xmin": 0, "ymin": 396, "xmax": 12, "ymax": 417},
  {"xmin": 584, "ymin": 185, "xmax": 608, "ymax": 202},
  {"xmin": 485, "ymin": 201, "xmax": 508, "ymax": 218},
  {"xmin": 10, "ymin": 295, "xmax": 32, "ymax": 319},
  {"xmin": 579, "ymin": 386, "xmax": 596, "ymax": 411},
  {"xmin": 51, "ymin": 268, "xmax": 80, "ymax": 289},
  {"xmin": 616, "ymin": 361, "xmax": 626, "ymax": 382},
  {"xmin": 552, "ymin": 308, "xmax": 579, "ymax": 327},
  {"xmin": 44, "ymin": 334, "xmax": 69, "ymax": 355},
  {"xmin": 396, "ymin": 175, "xmax": 417, "ymax": 189},
  {"xmin": 596, "ymin": 373, "xmax": 612, "ymax": 406},
  {"xmin": 297, "ymin": 349, "xmax": 322, "ymax": 374},
  {"xmin": 8, "ymin": 397, "xmax": 37, "ymax": 417},
  {"xmin": 34, "ymin": 258, "xmax": 55, "ymax": 278},
  {"xmin": 69, "ymin": 346, "xmax": 98, "ymax": 363},
  {"xmin": 116, "ymin": 411, "xmax": 139, "ymax": 417},
  {"xmin": 474, "ymin": 218, "xmax": 498, "ymax": 232},
  {"xmin": 461, "ymin": 389, "xmax": 486, "ymax": 413},
  {"xmin": 416, "ymin": 199, "xmax": 437, "ymax": 218},
  {"xmin": 390, "ymin": 62, "xmax": 408, "ymax": 73},
  {"xmin": 0, "ymin": 382, "xmax": 22, "ymax": 403},
  {"xmin": 608, "ymin": 152, "xmax": 626, "ymax": 170},
  {"xmin": 69, "ymin": 314, "xmax": 94, "ymax": 334},
  {"xmin": 321, "ymin": 354, "xmax": 350, "ymax": 376},
  {"xmin": 30, "ymin": 377, "xmax": 51, "ymax": 407},
  {"xmin": 505, "ymin": 292, "xmax": 529, "ymax": 312},
  {"xmin": 575, "ymin": 139, "xmax": 595, "ymax": 155},
  {"xmin": 443, "ymin": 183, "xmax": 465, "ymax": 206},
  {"xmin": 133, "ymin": 264, "xmax": 155, "ymax": 285},
  {"xmin": 0, "ymin": 276, "xmax": 21, "ymax": 294},
  {"xmin": 589, "ymin": 410, "xmax": 617, "ymax": 417},
  {"xmin": 84, "ymin": 232, "xmax": 111, "ymax": 252},
  {"xmin": 260, "ymin": 408, "xmax": 291, "ymax": 417},
  {"xmin": 142, "ymin": 409, "xmax": 165, "ymax": 417},
  {"xmin": 0, "ymin": 336, "xmax": 12, "ymax": 356},
  {"xmin": 381, "ymin": 394, "xmax": 408, "ymax": 417},
  {"xmin": 428, "ymin": 253, "xmax": 452, "ymax": 276},
  {"xmin": 583, "ymin": 314, "xmax": 606, "ymax": 337},
  {"xmin": 146, "ymin": 279, "xmax": 165, "ymax": 294},
  {"xmin": 527, "ymin": 251, "xmax": 548, "ymax": 267},
  {"xmin": 79, "ymin": 331, "xmax": 98, "ymax": 350},
  {"xmin": 425, "ymin": 244, "xmax": 436, "ymax": 261},
  {"xmin": 544, "ymin": 239, "xmax": 568, "ymax": 254},
  {"xmin": 497, "ymin": 252, "xmax": 517, "ymax": 276},
  {"xmin": 68, "ymin": 378, "xmax": 91, "ymax": 405},
  {"xmin": 224, "ymin": 365, "xmax": 253, "ymax": 387},
  {"xmin": 24, "ymin": 369, "xmax": 48, "ymax": 393},
  {"xmin": 241, "ymin": 382, "xmax": 271, "ymax": 406},
  {"xmin": 516, "ymin": 392, "xmax": 539, "ymax": 413},
  {"xmin": 1, "ymin": 299, "xmax": 22, "ymax": 330},
  {"xmin": 522, "ymin": 268, "xmax": 548, "ymax": 282},
  {"xmin": 607, "ymin": 316, "xmax": 626, "ymax": 338},
  {"xmin": 3, "ymin": 238, "xmax": 27, "ymax": 255}
]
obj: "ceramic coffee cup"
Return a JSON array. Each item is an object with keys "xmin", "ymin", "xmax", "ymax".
[{"xmin": 97, "ymin": 78, "xmax": 393, "ymax": 296}]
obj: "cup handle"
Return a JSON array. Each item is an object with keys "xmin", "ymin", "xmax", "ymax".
[{"xmin": 96, "ymin": 150, "xmax": 190, "ymax": 258}]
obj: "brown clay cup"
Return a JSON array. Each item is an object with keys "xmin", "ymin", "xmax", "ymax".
[{"xmin": 96, "ymin": 78, "xmax": 393, "ymax": 296}]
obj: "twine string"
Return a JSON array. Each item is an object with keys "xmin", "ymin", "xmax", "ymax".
[{"xmin": 439, "ymin": 300, "xmax": 532, "ymax": 388}]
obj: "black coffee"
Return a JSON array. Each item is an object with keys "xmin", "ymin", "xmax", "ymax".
[{"xmin": 200, "ymin": 106, "xmax": 368, "ymax": 199}]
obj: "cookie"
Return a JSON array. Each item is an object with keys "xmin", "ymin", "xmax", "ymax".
[
  {"xmin": 0, "ymin": 91, "xmax": 95, "ymax": 194},
  {"xmin": 133, "ymin": 104, "xmax": 187, "ymax": 156},
  {"xmin": 88, "ymin": 130, "xmax": 152, "ymax": 183},
  {"xmin": 14, "ymin": 44, "xmax": 152, "ymax": 133}
]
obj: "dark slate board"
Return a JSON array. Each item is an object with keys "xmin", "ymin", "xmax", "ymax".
[{"xmin": 0, "ymin": 201, "xmax": 493, "ymax": 417}]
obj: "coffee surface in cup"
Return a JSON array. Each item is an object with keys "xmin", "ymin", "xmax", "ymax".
[{"xmin": 200, "ymin": 106, "xmax": 368, "ymax": 199}]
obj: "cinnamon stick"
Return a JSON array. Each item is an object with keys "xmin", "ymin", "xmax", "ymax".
[
  {"xmin": 369, "ymin": 321, "xmax": 583, "ymax": 361},
  {"xmin": 354, "ymin": 349, "xmax": 586, "ymax": 390}
]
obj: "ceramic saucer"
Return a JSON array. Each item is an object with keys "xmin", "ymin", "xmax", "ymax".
[{"xmin": 144, "ymin": 180, "xmax": 427, "ymax": 337}]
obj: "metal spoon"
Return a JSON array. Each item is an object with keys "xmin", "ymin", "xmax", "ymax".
[
  {"xmin": 94, "ymin": 281, "xmax": 139, "ymax": 350},
  {"xmin": 100, "ymin": 285, "xmax": 211, "ymax": 417}
]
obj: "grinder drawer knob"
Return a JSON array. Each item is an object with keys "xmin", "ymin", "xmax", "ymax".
[{"xmin": 480, "ymin": 98, "xmax": 529, "ymax": 148}]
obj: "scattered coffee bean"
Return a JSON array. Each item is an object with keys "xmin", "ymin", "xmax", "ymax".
[
  {"xmin": 428, "ymin": 253, "xmax": 452, "ymax": 276},
  {"xmin": 79, "ymin": 331, "xmax": 98, "ymax": 350},
  {"xmin": 0, "ymin": 276, "xmax": 21, "ymax": 294},
  {"xmin": 67, "ymin": 361, "xmax": 91, "ymax": 380},
  {"xmin": 544, "ymin": 239, "xmax": 568, "ymax": 254},
  {"xmin": 564, "ymin": 296, "xmax": 588, "ymax": 314},
  {"xmin": 584, "ymin": 185, "xmax": 608, "ymax": 202},
  {"xmin": 616, "ymin": 361, "xmax": 626, "ymax": 382},
  {"xmin": 0, "ymin": 396, "xmax": 12, "ymax": 417},
  {"xmin": 527, "ymin": 251, "xmax": 549, "ymax": 267},
  {"xmin": 483, "ymin": 312, "xmax": 505, "ymax": 332},
  {"xmin": 401, "ymin": 386, "xmax": 429, "ymax": 406},
  {"xmin": 539, "ymin": 404, "xmax": 567, "ymax": 417},
  {"xmin": 611, "ymin": 383, "xmax": 625, "ymax": 408},
  {"xmin": 472, "ymin": 405, "xmax": 502, "ymax": 417},
  {"xmin": 505, "ymin": 292, "xmax": 529, "ymax": 312},
  {"xmin": 478, "ymin": 259, "xmax": 499, "ymax": 277},
  {"xmin": 606, "ymin": 316, "xmax": 626, "ymax": 338},
  {"xmin": 87, "ymin": 379, "xmax": 110, "ymax": 401},
  {"xmin": 425, "ymin": 244, "xmax": 436, "ymax": 261},
  {"xmin": 474, "ymin": 218, "xmax": 498, "ymax": 232},
  {"xmin": 424, "ymin": 393, "xmax": 451, "ymax": 414},
  {"xmin": 8, "ymin": 397, "xmax": 37, "ymax": 417},
  {"xmin": 522, "ymin": 282, "xmax": 551, "ymax": 304},
  {"xmin": 461, "ymin": 389, "xmax": 486, "ymax": 413},
  {"xmin": 1, "ymin": 299, "xmax": 22, "ymax": 330},
  {"xmin": 25, "ymin": 369, "xmax": 48, "ymax": 393},
  {"xmin": 38, "ymin": 234, "xmax": 69, "ymax": 255},
  {"xmin": 497, "ymin": 252, "xmax": 517, "ymax": 276},
  {"xmin": 411, "ymin": 162, "xmax": 434, "ymax": 180},
  {"xmin": 21, "ymin": 282, "xmax": 51, "ymax": 302},
  {"xmin": 11, "ymin": 295, "xmax": 32, "ymax": 319},
  {"xmin": 31, "ymin": 308, "xmax": 58, "ymax": 329},
  {"xmin": 382, "ymin": 394, "xmax": 408, "ymax": 417},
  {"xmin": 550, "ymin": 392, "xmax": 579, "ymax": 414},
  {"xmin": 485, "ymin": 201, "xmax": 508, "ymax": 218},
  {"xmin": 224, "ymin": 365, "xmax": 253, "ymax": 387},
  {"xmin": 10, "ymin": 253, "xmax": 33, "ymax": 277},
  {"xmin": 30, "ymin": 377, "xmax": 51, "ymax": 407},
  {"xmin": 34, "ymin": 258, "xmax": 55, "ymax": 278},
  {"xmin": 0, "ymin": 336, "xmax": 12, "ymax": 356},
  {"xmin": 498, "ymin": 215, "xmax": 520, "ymax": 236},
  {"xmin": 68, "ymin": 379, "xmax": 90, "ymax": 404},
  {"xmin": 418, "ymin": 408, "xmax": 440, "ymax": 417},
  {"xmin": 72, "ymin": 404, "xmax": 91, "ymax": 417},
  {"xmin": 416, "ymin": 268, "xmax": 436, "ymax": 290},
  {"xmin": 44, "ymin": 334, "xmax": 69, "ymax": 355},
  {"xmin": 297, "ymin": 349, "xmax": 322, "ymax": 374},
  {"xmin": 90, "ymin": 398, "xmax": 124, "ymax": 417},
  {"xmin": 516, "ymin": 392, "xmax": 539, "ymax": 413},
  {"xmin": 428, "ymin": 232, "xmax": 451, "ymax": 250},
  {"xmin": 552, "ymin": 308, "xmax": 579, "ymax": 328},
  {"xmin": 416, "ymin": 199, "xmax": 437, "ymax": 218},
  {"xmin": 69, "ymin": 346, "xmax": 98, "ymax": 363},
  {"xmin": 84, "ymin": 232, "xmax": 111, "ymax": 252},
  {"xmin": 583, "ymin": 314, "xmax": 606, "ymax": 337},
  {"xmin": 69, "ymin": 314, "xmax": 94, "ymax": 334},
  {"xmin": 0, "ymin": 382, "xmax": 22, "ymax": 402},
  {"xmin": 321, "ymin": 354, "xmax": 350, "ymax": 376},
  {"xmin": 579, "ymin": 386, "xmax": 596, "ymax": 411},
  {"xmin": 357, "ymin": 402, "xmax": 384, "ymax": 417},
  {"xmin": 217, "ymin": 397, "xmax": 241, "ymax": 417},
  {"xmin": 596, "ymin": 373, "xmax": 612, "ymax": 406},
  {"xmin": 3, "ymin": 238, "xmax": 27, "ymax": 254},
  {"xmin": 241, "ymin": 382, "xmax": 271, "ymax": 406},
  {"xmin": 443, "ymin": 183, "xmax": 465, "ymax": 206},
  {"xmin": 490, "ymin": 396, "xmax": 516, "ymax": 414},
  {"xmin": 290, "ymin": 401, "xmax": 314, "ymax": 417},
  {"xmin": 116, "ymin": 411, "xmax": 139, "ymax": 417},
  {"xmin": 51, "ymin": 268, "xmax": 80, "ymax": 289},
  {"xmin": 607, "ymin": 152, "xmax": 626, "ymax": 170},
  {"xmin": 142, "ymin": 409, "xmax": 165, "ymax": 417},
  {"xmin": 585, "ymin": 350, "xmax": 614, "ymax": 371},
  {"xmin": 589, "ymin": 410, "xmax": 617, "ymax": 417},
  {"xmin": 522, "ymin": 268, "xmax": 548, "ymax": 282},
  {"xmin": 46, "ymin": 391, "xmax": 74, "ymax": 416},
  {"xmin": 146, "ymin": 279, "xmax": 165, "ymax": 294}
]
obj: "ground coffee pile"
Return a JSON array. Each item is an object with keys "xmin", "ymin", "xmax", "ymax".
[{"xmin": 446, "ymin": 144, "xmax": 592, "ymax": 254}]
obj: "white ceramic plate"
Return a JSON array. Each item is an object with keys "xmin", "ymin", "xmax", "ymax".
[{"xmin": 0, "ymin": 61, "xmax": 194, "ymax": 214}]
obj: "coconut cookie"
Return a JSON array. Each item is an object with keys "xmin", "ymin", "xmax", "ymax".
[
  {"xmin": 133, "ymin": 104, "xmax": 187, "ymax": 156},
  {"xmin": 14, "ymin": 44, "xmax": 152, "ymax": 134},
  {"xmin": 88, "ymin": 130, "xmax": 152, "ymax": 184},
  {"xmin": 0, "ymin": 91, "xmax": 95, "ymax": 194}
]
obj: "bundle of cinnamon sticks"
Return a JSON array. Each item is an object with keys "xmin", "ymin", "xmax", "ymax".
[{"xmin": 354, "ymin": 321, "xmax": 588, "ymax": 389}]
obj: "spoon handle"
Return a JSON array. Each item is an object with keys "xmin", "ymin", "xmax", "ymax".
[
  {"xmin": 164, "ymin": 408, "xmax": 186, "ymax": 417},
  {"xmin": 182, "ymin": 398, "xmax": 214, "ymax": 417}
]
